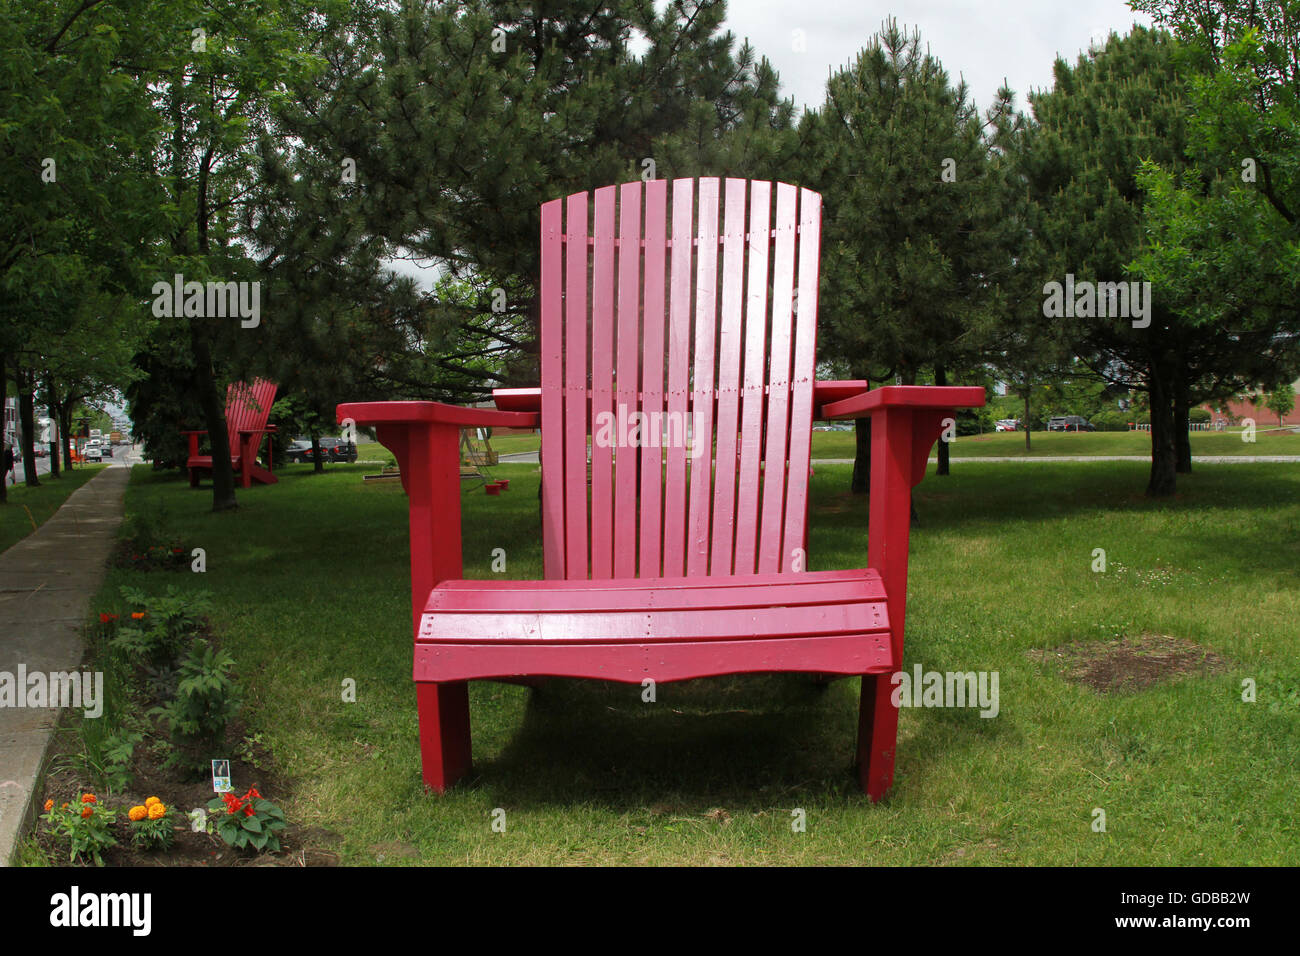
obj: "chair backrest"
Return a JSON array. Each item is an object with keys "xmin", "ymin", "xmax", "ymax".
[
  {"xmin": 538, "ymin": 177, "xmax": 822, "ymax": 581},
  {"xmin": 224, "ymin": 379, "xmax": 277, "ymax": 449}
]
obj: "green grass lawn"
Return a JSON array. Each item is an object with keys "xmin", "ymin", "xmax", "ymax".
[
  {"xmin": 809, "ymin": 426, "xmax": 1300, "ymax": 459},
  {"xmin": 0, "ymin": 465, "xmax": 107, "ymax": 554},
  {"xmin": 95, "ymin": 458, "xmax": 1299, "ymax": 865},
  {"xmin": 365, "ymin": 428, "xmax": 1300, "ymax": 464}
]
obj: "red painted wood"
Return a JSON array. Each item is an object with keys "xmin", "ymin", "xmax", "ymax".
[
  {"xmin": 416, "ymin": 681, "xmax": 471, "ymax": 792},
  {"xmin": 709, "ymin": 179, "xmax": 747, "ymax": 574},
  {"xmin": 337, "ymin": 400, "xmax": 536, "ymax": 429},
  {"xmin": 734, "ymin": 180, "xmax": 771, "ymax": 574},
  {"xmin": 415, "ymin": 634, "xmax": 894, "ymax": 685},
  {"xmin": 821, "ymin": 384, "xmax": 986, "ymax": 418},
  {"xmin": 781, "ymin": 189, "xmax": 820, "ymax": 571},
  {"xmin": 490, "ymin": 378, "xmax": 875, "ymax": 416},
  {"xmin": 424, "ymin": 572, "xmax": 884, "ymax": 611},
  {"xmin": 858, "ymin": 406, "xmax": 914, "ymax": 801},
  {"xmin": 338, "ymin": 178, "xmax": 991, "ymax": 801},
  {"xmin": 639, "ymin": 179, "xmax": 668, "ymax": 578},
  {"xmin": 589, "ymin": 186, "xmax": 617, "ymax": 579},
  {"xmin": 686, "ymin": 178, "xmax": 720, "ymax": 576},
  {"xmin": 539, "ymin": 198, "xmax": 566, "ymax": 577},
  {"xmin": 424, "ymin": 602, "xmax": 888, "ymax": 644},
  {"xmin": 187, "ymin": 379, "xmax": 278, "ymax": 487},
  {"xmin": 662, "ymin": 179, "xmax": 695, "ymax": 577},
  {"xmin": 613, "ymin": 181, "xmax": 642, "ymax": 578},
  {"xmin": 562, "ymin": 192, "xmax": 590, "ymax": 579},
  {"xmin": 757, "ymin": 184, "xmax": 798, "ymax": 572}
]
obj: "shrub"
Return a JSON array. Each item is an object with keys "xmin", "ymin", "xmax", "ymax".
[
  {"xmin": 40, "ymin": 793, "xmax": 117, "ymax": 866},
  {"xmin": 154, "ymin": 638, "xmax": 242, "ymax": 776},
  {"xmin": 112, "ymin": 585, "xmax": 211, "ymax": 671},
  {"xmin": 1189, "ymin": 407, "xmax": 1211, "ymax": 424}
]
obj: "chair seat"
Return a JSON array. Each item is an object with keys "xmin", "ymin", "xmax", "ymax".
[{"xmin": 415, "ymin": 568, "xmax": 894, "ymax": 684}]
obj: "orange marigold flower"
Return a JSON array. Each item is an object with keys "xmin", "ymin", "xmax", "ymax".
[
  {"xmin": 60, "ymin": 803, "xmax": 69, "ymax": 810},
  {"xmin": 81, "ymin": 807, "xmax": 93, "ymax": 819},
  {"xmin": 144, "ymin": 796, "xmax": 160, "ymax": 807},
  {"xmin": 131, "ymin": 611, "xmax": 146, "ymax": 620},
  {"xmin": 43, "ymin": 799, "xmax": 54, "ymax": 812},
  {"xmin": 128, "ymin": 806, "xmax": 147, "ymax": 822},
  {"xmin": 81, "ymin": 793, "xmax": 96, "ymax": 804},
  {"xmin": 148, "ymin": 802, "xmax": 166, "ymax": 820}
]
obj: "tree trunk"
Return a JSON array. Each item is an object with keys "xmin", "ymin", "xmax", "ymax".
[
  {"xmin": 59, "ymin": 402, "xmax": 75, "ymax": 471},
  {"xmin": 1173, "ymin": 369, "xmax": 1192, "ymax": 474},
  {"xmin": 851, "ymin": 417, "xmax": 870, "ymax": 494},
  {"xmin": 1147, "ymin": 361, "xmax": 1177, "ymax": 497},
  {"xmin": 935, "ymin": 364, "xmax": 950, "ymax": 476},
  {"xmin": 45, "ymin": 386, "xmax": 61, "ymax": 478},
  {"xmin": 1024, "ymin": 388, "xmax": 1032, "ymax": 451},
  {"xmin": 189, "ymin": 319, "xmax": 238, "ymax": 511},
  {"xmin": 15, "ymin": 363, "xmax": 40, "ymax": 487}
]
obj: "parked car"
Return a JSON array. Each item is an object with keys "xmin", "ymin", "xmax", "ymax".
[
  {"xmin": 1047, "ymin": 415, "xmax": 1095, "ymax": 432},
  {"xmin": 284, "ymin": 439, "xmax": 316, "ymax": 464},
  {"xmin": 994, "ymin": 419, "xmax": 1021, "ymax": 432},
  {"xmin": 82, "ymin": 445, "xmax": 103, "ymax": 461},
  {"xmin": 318, "ymin": 437, "xmax": 358, "ymax": 463}
]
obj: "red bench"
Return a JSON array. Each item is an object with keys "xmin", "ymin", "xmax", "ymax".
[{"xmin": 339, "ymin": 178, "xmax": 983, "ymax": 799}]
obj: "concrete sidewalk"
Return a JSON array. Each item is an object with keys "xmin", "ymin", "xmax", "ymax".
[{"xmin": 0, "ymin": 467, "xmax": 128, "ymax": 865}]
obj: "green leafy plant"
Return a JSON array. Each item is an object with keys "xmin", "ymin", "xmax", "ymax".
[
  {"xmin": 112, "ymin": 585, "xmax": 212, "ymax": 670},
  {"xmin": 154, "ymin": 638, "xmax": 242, "ymax": 775},
  {"xmin": 206, "ymin": 787, "xmax": 287, "ymax": 853},
  {"xmin": 96, "ymin": 729, "xmax": 143, "ymax": 793},
  {"xmin": 40, "ymin": 794, "xmax": 117, "ymax": 866},
  {"xmin": 127, "ymin": 797, "xmax": 177, "ymax": 851}
]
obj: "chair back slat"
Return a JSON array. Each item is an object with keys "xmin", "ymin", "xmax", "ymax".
[{"xmin": 538, "ymin": 178, "xmax": 821, "ymax": 580}]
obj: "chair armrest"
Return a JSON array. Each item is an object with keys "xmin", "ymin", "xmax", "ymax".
[
  {"xmin": 820, "ymin": 385, "xmax": 985, "ymax": 419},
  {"xmin": 337, "ymin": 402, "xmax": 520, "ymax": 630},
  {"xmin": 494, "ymin": 381, "xmax": 874, "ymax": 414},
  {"xmin": 339, "ymin": 400, "xmax": 538, "ymax": 429}
]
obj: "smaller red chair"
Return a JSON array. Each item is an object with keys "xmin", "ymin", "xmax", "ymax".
[{"xmin": 184, "ymin": 379, "xmax": 279, "ymax": 489}]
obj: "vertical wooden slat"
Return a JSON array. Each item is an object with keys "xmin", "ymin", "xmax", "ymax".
[
  {"xmin": 563, "ymin": 193, "xmax": 589, "ymax": 579},
  {"xmin": 613, "ymin": 182, "xmax": 642, "ymax": 578},
  {"xmin": 589, "ymin": 185, "xmax": 618, "ymax": 579},
  {"xmin": 539, "ymin": 198, "xmax": 566, "ymax": 578},
  {"xmin": 639, "ymin": 179, "xmax": 668, "ymax": 578},
  {"xmin": 757, "ymin": 183, "xmax": 799, "ymax": 573},
  {"xmin": 709, "ymin": 178, "xmax": 747, "ymax": 574},
  {"xmin": 733, "ymin": 181, "xmax": 771, "ymax": 574},
  {"xmin": 781, "ymin": 187, "xmax": 821, "ymax": 571},
  {"xmin": 662, "ymin": 179, "xmax": 694, "ymax": 578},
  {"xmin": 686, "ymin": 178, "xmax": 720, "ymax": 576}
]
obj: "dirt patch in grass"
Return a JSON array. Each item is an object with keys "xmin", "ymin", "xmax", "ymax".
[{"xmin": 1029, "ymin": 633, "xmax": 1229, "ymax": 694}]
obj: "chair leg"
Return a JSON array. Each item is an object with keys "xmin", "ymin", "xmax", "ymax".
[
  {"xmin": 417, "ymin": 681, "xmax": 472, "ymax": 792},
  {"xmin": 189, "ymin": 468, "xmax": 200, "ymax": 488},
  {"xmin": 857, "ymin": 673, "xmax": 900, "ymax": 801}
]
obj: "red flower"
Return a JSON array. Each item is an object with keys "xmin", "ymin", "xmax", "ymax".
[
  {"xmin": 222, "ymin": 792, "xmax": 243, "ymax": 815},
  {"xmin": 243, "ymin": 805, "xmax": 255, "ymax": 818},
  {"xmin": 98, "ymin": 612, "xmax": 119, "ymax": 624}
]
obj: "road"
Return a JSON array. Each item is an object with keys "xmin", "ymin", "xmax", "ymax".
[{"xmin": 4, "ymin": 443, "xmax": 141, "ymax": 485}]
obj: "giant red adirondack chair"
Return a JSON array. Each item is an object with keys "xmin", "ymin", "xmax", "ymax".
[
  {"xmin": 339, "ymin": 178, "xmax": 983, "ymax": 800},
  {"xmin": 185, "ymin": 378, "xmax": 279, "ymax": 489}
]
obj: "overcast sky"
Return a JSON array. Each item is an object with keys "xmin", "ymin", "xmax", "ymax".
[{"xmin": 726, "ymin": 0, "xmax": 1153, "ymax": 114}]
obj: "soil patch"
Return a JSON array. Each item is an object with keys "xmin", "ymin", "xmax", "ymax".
[{"xmin": 1028, "ymin": 633, "xmax": 1229, "ymax": 694}]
